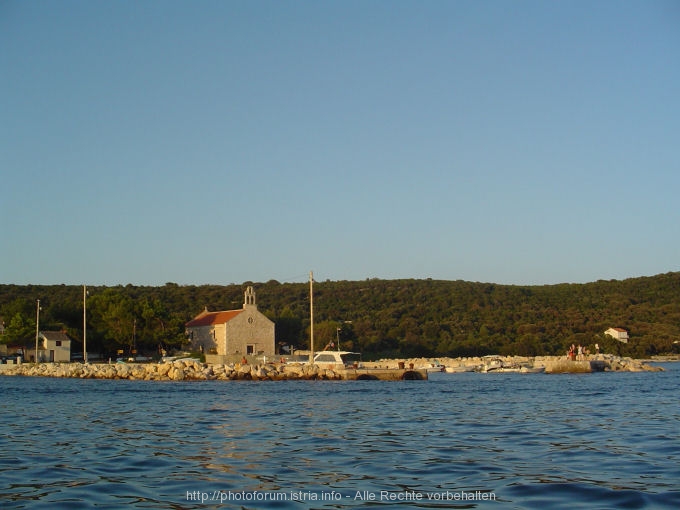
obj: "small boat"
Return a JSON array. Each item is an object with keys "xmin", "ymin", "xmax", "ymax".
[
  {"xmin": 420, "ymin": 360, "xmax": 445, "ymax": 372},
  {"xmin": 476, "ymin": 357, "xmax": 525, "ymax": 373},
  {"xmin": 445, "ymin": 365, "xmax": 475, "ymax": 373},
  {"xmin": 310, "ymin": 350, "xmax": 363, "ymax": 370},
  {"xmin": 520, "ymin": 366, "xmax": 545, "ymax": 374},
  {"xmin": 477, "ymin": 358, "xmax": 504, "ymax": 372},
  {"xmin": 479, "ymin": 365, "xmax": 522, "ymax": 373}
]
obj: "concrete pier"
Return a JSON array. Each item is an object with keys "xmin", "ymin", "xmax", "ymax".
[
  {"xmin": 338, "ymin": 367, "xmax": 428, "ymax": 381},
  {"xmin": 542, "ymin": 359, "xmax": 607, "ymax": 373}
]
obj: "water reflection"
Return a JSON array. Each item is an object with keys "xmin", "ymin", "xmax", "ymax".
[{"xmin": 1, "ymin": 367, "xmax": 679, "ymax": 508}]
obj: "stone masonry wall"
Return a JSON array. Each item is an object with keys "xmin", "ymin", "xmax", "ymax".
[{"xmin": 226, "ymin": 310, "xmax": 275, "ymax": 356}]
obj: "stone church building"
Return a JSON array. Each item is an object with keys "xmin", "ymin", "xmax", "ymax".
[{"xmin": 185, "ymin": 286, "xmax": 275, "ymax": 362}]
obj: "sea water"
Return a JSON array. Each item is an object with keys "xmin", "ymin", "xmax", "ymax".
[{"xmin": 1, "ymin": 363, "xmax": 678, "ymax": 509}]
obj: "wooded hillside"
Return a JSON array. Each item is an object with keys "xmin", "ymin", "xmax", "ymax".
[{"xmin": 2, "ymin": 272, "xmax": 679, "ymax": 359}]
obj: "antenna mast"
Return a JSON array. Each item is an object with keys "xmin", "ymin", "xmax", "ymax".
[{"xmin": 309, "ymin": 271, "xmax": 314, "ymax": 364}]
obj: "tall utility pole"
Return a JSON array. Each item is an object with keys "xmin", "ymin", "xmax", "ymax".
[
  {"xmin": 35, "ymin": 299, "xmax": 40, "ymax": 363},
  {"xmin": 309, "ymin": 271, "xmax": 314, "ymax": 364},
  {"xmin": 83, "ymin": 285, "xmax": 87, "ymax": 363}
]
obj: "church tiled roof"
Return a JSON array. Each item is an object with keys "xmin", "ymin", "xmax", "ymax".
[{"xmin": 185, "ymin": 309, "xmax": 244, "ymax": 327}]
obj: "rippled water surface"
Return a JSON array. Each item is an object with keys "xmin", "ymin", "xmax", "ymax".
[{"xmin": 2, "ymin": 364, "xmax": 679, "ymax": 509}]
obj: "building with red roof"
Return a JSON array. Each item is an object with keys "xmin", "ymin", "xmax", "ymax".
[
  {"xmin": 186, "ymin": 286, "xmax": 275, "ymax": 360},
  {"xmin": 604, "ymin": 327, "xmax": 629, "ymax": 343}
]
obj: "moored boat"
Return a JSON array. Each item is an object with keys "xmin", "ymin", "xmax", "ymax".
[
  {"xmin": 445, "ymin": 365, "xmax": 475, "ymax": 373},
  {"xmin": 519, "ymin": 366, "xmax": 545, "ymax": 374}
]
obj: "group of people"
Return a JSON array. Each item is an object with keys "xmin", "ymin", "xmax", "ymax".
[{"xmin": 567, "ymin": 343, "xmax": 600, "ymax": 361}]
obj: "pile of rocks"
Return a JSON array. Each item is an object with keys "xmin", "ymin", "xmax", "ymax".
[
  {"xmin": 372, "ymin": 354, "xmax": 664, "ymax": 373},
  {"xmin": 0, "ymin": 360, "xmax": 345, "ymax": 381},
  {"xmin": 600, "ymin": 355, "xmax": 665, "ymax": 372},
  {"xmin": 534, "ymin": 354, "xmax": 663, "ymax": 373}
]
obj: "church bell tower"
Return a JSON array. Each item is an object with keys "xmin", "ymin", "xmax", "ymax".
[{"xmin": 243, "ymin": 286, "xmax": 257, "ymax": 309}]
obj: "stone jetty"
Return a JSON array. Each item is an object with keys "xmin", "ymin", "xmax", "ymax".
[
  {"xmin": 0, "ymin": 359, "xmax": 348, "ymax": 381},
  {"xmin": 0, "ymin": 354, "xmax": 663, "ymax": 381},
  {"xmin": 539, "ymin": 354, "xmax": 664, "ymax": 373},
  {"xmin": 370, "ymin": 354, "xmax": 664, "ymax": 374}
]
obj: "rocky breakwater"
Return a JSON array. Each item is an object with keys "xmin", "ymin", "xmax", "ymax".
[
  {"xmin": 524, "ymin": 354, "xmax": 663, "ymax": 373},
  {"xmin": 369, "ymin": 355, "xmax": 663, "ymax": 374},
  {"xmin": 0, "ymin": 360, "xmax": 345, "ymax": 381}
]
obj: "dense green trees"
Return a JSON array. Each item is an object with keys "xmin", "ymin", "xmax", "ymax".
[{"xmin": 1, "ymin": 272, "xmax": 679, "ymax": 359}]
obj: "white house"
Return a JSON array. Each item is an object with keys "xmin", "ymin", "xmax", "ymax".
[
  {"xmin": 185, "ymin": 286, "xmax": 275, "ymax": 362},
  {"xmin": 604, "ymin": 327, "xmax": 629, "ymax": 343},
  {"xmin": 38, "ymin": 331, "xmax": 72, "ymax": 362}
]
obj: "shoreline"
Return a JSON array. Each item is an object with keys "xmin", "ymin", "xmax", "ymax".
[{"xmin": 0, "ymin": 354, "xmax": 666, "ymax": 381}]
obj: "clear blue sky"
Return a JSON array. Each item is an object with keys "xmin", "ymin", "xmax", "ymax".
[{"xmin": 2, "ymin": 0, "xmax": 679, "ymax": 286}]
